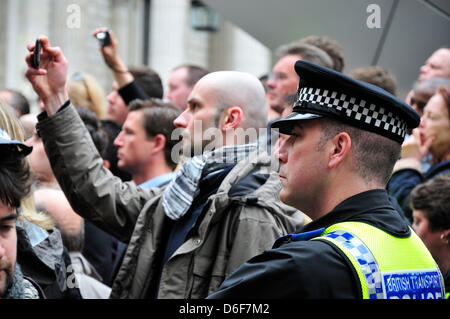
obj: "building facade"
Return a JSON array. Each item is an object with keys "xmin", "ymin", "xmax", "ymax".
[{"xmin": 0, "ymin": 0, "xmax": 271, "ymax": 112}]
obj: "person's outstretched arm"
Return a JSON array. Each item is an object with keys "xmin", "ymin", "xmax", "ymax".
[
  {"xmin": 25, "ymin": 36, "xmax": 159, "ymax": 242},
  {"xmin": 93, "ymin": 28, "xmax": 148, "ymax": 104}
]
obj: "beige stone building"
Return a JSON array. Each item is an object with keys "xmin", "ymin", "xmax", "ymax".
[{"xmin": 0, "ymin": 0, "xmax": 271, "ymax": 112}]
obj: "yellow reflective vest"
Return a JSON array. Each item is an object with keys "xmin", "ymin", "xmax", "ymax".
[{"xmin": 313, "ymin": 221, "xmax": 446, "ymax": 299}]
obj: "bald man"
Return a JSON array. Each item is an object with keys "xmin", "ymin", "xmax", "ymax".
[
  {"xmin": 25, "ymin": 36, "xmax": 306, "ymax": 299},
  {"xmin": 418, "ymin": 47, "xmax": 450, "ymax": 83},
  {"xmin": 173, "ymin": 71, "xmax": 268, "ymax": 156}
]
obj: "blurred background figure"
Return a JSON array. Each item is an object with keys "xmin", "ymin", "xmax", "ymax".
[
  {"xmin": 266, "ymin": 41, "xmax": 333, "ymax": 120},
  {"xmin": 26, "ymin": 106, "xmax": 119, "ymax": 287},
  {"xmin": 418, "ymin": 47, "xmax": 450, "ymax": 83},
  {"xmin": 299, "ymin": 35, "xmax": 345, "ymax": 73},
  {"xmin": 0, "ymin": 89, "xmax": 30, "ymax": 117},
  {"xmin": 19, "ymin": 113, "xmax": 38, "ymax": 141},
  {"xmin": 388, "ymin": 85, "xmax": 450, "ymax": 222},
  {"xmin": 104, "ymin": 65, "xmax": 163, "ymax": 126},
  {"xmin": 405, "ymin": 47, "xmax": 450, "ymax": 105},
  {"xmin": 35, "ymin": 187, "xmax": 112, "ymax": 299},
  {"xmin": 409, "ymin": 77, "xmax": 450, "ymax": 117},
  {"xmin": 350, "ymin": 65, "xmax": 397, "ymax": 96},
  {"xmin": 68, "ymin": 72, "xmax": 108, "ymax": 120},
  {"xmin": 166, "ymin": 64, "xmax": 209, "ymax": 110}
]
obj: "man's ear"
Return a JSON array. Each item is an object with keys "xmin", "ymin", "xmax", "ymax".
[
  {"xmin": 442, "ymin": 229, "xmax": 450, "ymax": 244},
  {"xmin": 328, "ymin": 132, "xmax": 352, "ymax": 169},
  {"xmin": 221, "ymin": 106, "xmax": 243, "ymax": 130},
  {"xmin": 150, "ymin": 134, "xmax": 167, "ymax": 154}
]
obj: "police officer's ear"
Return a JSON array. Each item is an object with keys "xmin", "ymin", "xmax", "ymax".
[
  {"xmin": 441, "ymin": 230, "xmax": 450, "ymax": 245},
  {"xmin": 327, "ymin": 132, "xmax": 352, "ymax": 169}
]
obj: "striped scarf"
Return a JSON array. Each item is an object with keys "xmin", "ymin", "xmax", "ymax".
[{"xmin": 162, "ymin": 143, "xmax": 257, "ymax": 220}]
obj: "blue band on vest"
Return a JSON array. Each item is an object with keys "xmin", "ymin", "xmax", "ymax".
[
  {"xmin": 273, "ymin": 228, "xmax": 325, "ymax": 248},
  {"xmin": 275, "ymin": 225, "xmax": 445, "ymax": 299},
  {"xmin": 291, "ymin": 228, "xmax": 325, "ymax": 241},
  {"xmin": 324, "ymin": 230, "xmax": 386, "ymax": 299},
  {"xmin": 323, "ymin": 229, "xmax": 384, "ymax": 299},
  {"xmin": 322, "ymin": 229, "xmax": 445, "ymax": 299}
]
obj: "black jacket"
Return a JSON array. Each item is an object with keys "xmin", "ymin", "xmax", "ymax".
[
  {"xmin": 208, "ymin": 189, "xmax": 411, "ymax": 299},
  {"xmin": 16, "ymin": 225, "xmax": 82, "ymax": 299},
  {"xmin": 387, "ymin": 159, "xmax": 450, "ymax": 222}
]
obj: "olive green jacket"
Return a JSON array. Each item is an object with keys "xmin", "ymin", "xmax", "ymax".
[{"xmin": 37, "ymin": 104, "xmax": 306, "ymax": 298}]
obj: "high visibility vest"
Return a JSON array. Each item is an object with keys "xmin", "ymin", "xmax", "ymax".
[{"xmin": 312, "ymin": 221, "xmax": 446, "ymax": 299}]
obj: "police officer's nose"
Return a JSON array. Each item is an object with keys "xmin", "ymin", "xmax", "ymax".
[{"xmin": 275, "ymin": 136, "xmax": 289, "ymax": 163}]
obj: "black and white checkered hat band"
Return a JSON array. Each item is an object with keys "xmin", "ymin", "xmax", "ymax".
[{"xmin": 295, "ymin": 87, "xmax": 408, "ymax": 140}]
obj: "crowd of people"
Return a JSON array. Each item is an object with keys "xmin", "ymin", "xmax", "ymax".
[{"xmin": 0, "ymin": 24, "xmax": 449, "ymax": 301}]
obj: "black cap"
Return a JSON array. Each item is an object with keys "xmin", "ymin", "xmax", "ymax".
[
  {"xmin": 271, "ymin": 60, "xmax": 420, "ymax": 143},
  {"xmin": 0, "ymin": 127, "xmax": 32, "ymax": 158}
]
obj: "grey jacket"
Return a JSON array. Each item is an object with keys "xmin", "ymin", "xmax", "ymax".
[
  {"xmin": 37, "ymin": 104, "xmax": 306, "ymax": 298},
  {"xmin": 69, "ymin": 252, "xmax": 111, "ymax": 299}
]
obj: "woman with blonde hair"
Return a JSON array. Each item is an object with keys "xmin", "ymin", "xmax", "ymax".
[{"xmin": 68, "ymin": 72, "xmax": 107, "ymax": 120}]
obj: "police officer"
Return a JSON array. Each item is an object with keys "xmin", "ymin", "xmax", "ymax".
[{"xmin": 208, "ymin": 61, "xmax": 446, "ymax": 299}]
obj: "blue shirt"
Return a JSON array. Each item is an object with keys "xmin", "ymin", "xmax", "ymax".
[{"xmin": 138, "ymin": 172, "xmax": 176, "ymax": 189}]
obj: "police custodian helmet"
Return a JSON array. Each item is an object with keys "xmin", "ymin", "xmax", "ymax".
[
  {"xmin": 0, "ymin": 127, "xmax": 33, "ymax": 159},
  {"xmin": 271, "ymin": 60, "xmax": 420, "ymax": 144}
]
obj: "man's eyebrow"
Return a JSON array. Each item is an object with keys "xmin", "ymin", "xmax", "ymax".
[
  {"xmin": 0, "ymin": 213, "xmax": 18, "ymax": 222},
  {"xmin": 187, "ymin": 97, "xmax": 198, "ymax": 105}
]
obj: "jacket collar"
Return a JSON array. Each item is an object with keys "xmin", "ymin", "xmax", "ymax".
[
  {"xmin": 209, "ymin": 150, "xmax": 300, "ymax": 224},
  {"xmin": 301, "ymin": 189, "xmax": 410, "ymax": 237}
]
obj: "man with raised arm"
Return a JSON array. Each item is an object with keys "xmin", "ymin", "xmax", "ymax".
[{"xmin": 25, "ymin": 36, "xmax": 306, "ymax": 299}]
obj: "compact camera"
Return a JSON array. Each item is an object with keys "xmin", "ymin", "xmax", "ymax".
[
  {"xmin": 31, "ymin": 38, "xmax": 41, "ymax": 69},
  {"xmin": 96, "ymin": 30, "xmax": 111, "ymax": 46}
]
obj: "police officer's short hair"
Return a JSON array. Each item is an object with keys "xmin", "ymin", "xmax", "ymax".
[{"xmin": 317, "ymin": 118, "xmax": 400, "ymax": 186}]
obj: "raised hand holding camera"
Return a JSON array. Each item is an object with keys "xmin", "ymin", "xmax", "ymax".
[
  {"xmin": 96, "ymin": 30, "xmax": 111, "ymax": 46},
  {"xmin": 25, "ymin": 36, "xmax": 69, "ymax": 116},
  {"xmin": 93, "ymin": 27, "xmax": 133, "ymax": 86}
]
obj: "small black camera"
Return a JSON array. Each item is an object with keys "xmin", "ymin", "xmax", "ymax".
[
  {"xmin": 96, "ymin": 30, "xmax": 111, "ymax": 46},
  {"xmin": 31, "ymin": 38, "xmax": 41, "ymax": 69}
]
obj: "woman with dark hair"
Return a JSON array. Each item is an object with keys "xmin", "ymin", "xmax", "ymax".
[
  {"xmin": 409, "ymin": 174, "xmax": 450, "ymax": 298},
  {"xmin": 388, "ymin": 86, "xmax": 450, "ymax": 222}
]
